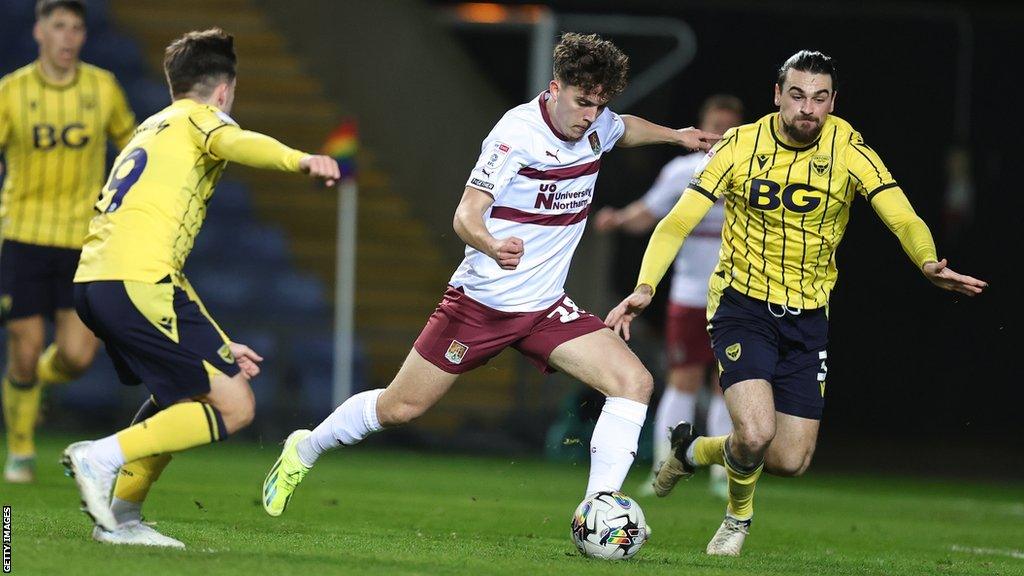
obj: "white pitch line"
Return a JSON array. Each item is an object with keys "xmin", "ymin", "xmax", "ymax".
[{"xmin": 951, "ymin": 545, "xmax": 1024, "ymax": 560}]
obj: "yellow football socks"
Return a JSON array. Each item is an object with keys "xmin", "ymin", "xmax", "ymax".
[
  {"xmin": 113, "ymin": 454, "xmax": 172, "ymax": 503},
  {"xmin": 2, "ymin": 375, "xmax": 41, "ymax": 456},
  {"xmin": 693, "ymin": 435, "xmax": 728, "ymax": 467},
  {"xmin": 116, "ymin": 402, "xmax": 225, "ymax": 461},
  {"xmin": 723, "ymin": 439, "xmax": 763, "ymax": 521},
  {"xmin": 36, "ymin": 344, "xmax": 77, "ymax": 386}
]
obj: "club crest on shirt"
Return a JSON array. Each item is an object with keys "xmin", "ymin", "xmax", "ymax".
[
  {"xmin": 445, "ymin": 340, "xmax": 470, "ymax": 364},
  {"xmin": 811, "ymin": 154, "xmax": 831, "ymax": 176},
  {"xmin": 726, "ymin": 342, "xmax": 742, "ymax": 362},
  {"xmin": 588, "ymin": 131, "xmax": 601, "ymax": 155}
]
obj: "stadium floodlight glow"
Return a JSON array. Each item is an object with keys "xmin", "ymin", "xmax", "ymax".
[
  {"xmin": 440, "ymin": 6, "xmax": 697, "ymax": 111},
  {"xmin": 453, "ymin": 3, "xmax": 548, "ymax": 25}
]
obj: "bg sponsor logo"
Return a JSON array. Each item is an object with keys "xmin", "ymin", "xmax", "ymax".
[
  {"xmin": 32, "ymin": 123, "xmax": 90, "ymax": 149},
  {"xmin": 747, "ymin": 178, "xmax": 821, "ymax": 213}
]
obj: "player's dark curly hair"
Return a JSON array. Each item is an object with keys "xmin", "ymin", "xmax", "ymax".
[
  {"xmin": 36, "ymin": 0, "xmax": 85, "ymax": 20},
  {"xmin": 163, "ymin": 28, "xmax": 237, "ymax": 98},
  {"xmin": 777, "ymin": 50, "xmax": 838, "ymax": 91},
  {"xmin": 552, "ymin": 32, "xmax": 629, "ymax": 99}
]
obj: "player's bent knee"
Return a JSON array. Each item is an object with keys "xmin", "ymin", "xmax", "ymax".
[
  {"xmin": 59, "ymin": 348, "xmax": 97, "ymax": 377},
  {"xmin": 219, "ymin": 396, "xmax": 256, "ymax": 434},
  {"xmin": 607, "ymin": 366, "xmax": 653, "ymax": 402},
  {"xmin": 769, "ymin": 450, "xmax": 814, "ymax": 477},
  {"xmin": 378, "ymin": 400, "xmax": 426, "ymax": 427},
  {"xmin": 732, "ymin": 424, "xmax": 775, "ymax": 456}
]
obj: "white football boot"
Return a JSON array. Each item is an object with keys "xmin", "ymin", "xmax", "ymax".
[
  {"xmin": 93, "ymin": 522, "xmax": 185, "ymax": 549},
  {"xmin": 61, "ymin": 441, "xmax": 119, "ymax": 531},
  {"xmin": 706, "ymin": 515, "xmax": 751, "ymax": 556},
  {"xmin": 3, "ymin": 454, "xmax": 35, "ymax": 483}
]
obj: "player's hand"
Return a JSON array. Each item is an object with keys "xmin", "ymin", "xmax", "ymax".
[
  {"xmin": 675, "ymin": 127, "xmax": 721, "ymax": 152},
  {"xmin": 300, "ymin": 155, "xmax": 341, "ymax": 187},
  {"xmin": 488, "ymin": 236, "xmax": 524, "ymax": 270},
  {"xmin": 922, "ymin": 258, "xmax": 988, "ymax": 296},
  {"xmin": 592, "ymin": 207, "xmax": 620, "ymax": 232},
  {"xmin": 229, "ymin": 342, "xmax": 264, "ymax": 378},
  {"xmin": 604, "ymin": 285, "xmax": 654, "ymax": 341}
]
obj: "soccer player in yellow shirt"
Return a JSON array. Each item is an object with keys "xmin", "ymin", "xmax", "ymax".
[
  {"xmin": 0, "ymin": 0, "xmax": 137, "ymax": 483},
  {"xmin": 60, "ymin": 28, "xmax": 339, "ymax": 548},
  {"xmin": 605, "ymin": 50, "xmax": 987, "ymax": 556}
]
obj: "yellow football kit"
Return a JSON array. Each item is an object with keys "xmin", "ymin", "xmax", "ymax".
[
  {"xmin": 75, "ymin": 97, "xmax": 305, "ymax": 284},
  {"xmin": 0, "ymin": 62, "xmax": 135, "ymax": 248},
  {"xmin": 637, "ymin": 113, "xmax": 937, "ymax": 310}
]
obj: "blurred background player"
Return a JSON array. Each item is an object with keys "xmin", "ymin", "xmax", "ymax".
[
  {"xmin": 605, "ymin": 50, "xmax": 987, "ymax": 556},
  {"xmin": 594, "ymin": 94, "xmax": 744, "ymax": 499},
  {"xmin": 261, "ymin": 32, "xmax": 719, "ymax": 518},
  {"xmin": 62, "ymin": 28, "xmax": 339, "ymax": 548},
  {"xmin": 0, "ymin": 0, "xmax": 136, "ymax": 483}
]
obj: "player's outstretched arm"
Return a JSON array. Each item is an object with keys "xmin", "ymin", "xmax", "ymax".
[
  {"xmin": 869, "ymin": 187, "xmax": 987, "ymax": 296},
  {"xmin": 453, "ymin": 186, "xmax": 524, "ymax": 270},
  {"xmin": 208, "ymin": 127, "xmax": 338, "ymax": 185},
  {"xmin": 298, "ymin": 155, "xmax": 341, "ymax": 187},
  {"xmin": 593, "ymin": 201, "xmax": 659, "ymax": 234},
  {"xmin": 604, "ymin": 190, "xmax": 714, "ymax": 339},
  {"xmin": 922, "ymin": 259, "xmax": 988, "ymax": 296},
  {"xmin": 617, "ymin": 115, "xmax": 720, "ymax": 150},
  {"xmin": 604, "ymin": 285, "xmax": 654, "ymax": 341}
]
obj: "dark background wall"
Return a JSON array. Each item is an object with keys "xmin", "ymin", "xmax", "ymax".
[{"xmin": 433, "ymin": 0, "xmax": 1024, "ymax": 463}]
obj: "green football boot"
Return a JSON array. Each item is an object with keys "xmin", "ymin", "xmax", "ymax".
[{"xmin": 262, "ymin": 429, "xmax": 312, "ymax": 517}]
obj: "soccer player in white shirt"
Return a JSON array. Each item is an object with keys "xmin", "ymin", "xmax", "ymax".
[
  {"xmin": 594, "ymin": 95, "xmax": 745, "ymax": 499},
  {"xmin": 261, "ymin": 32, "xmax": 719, "ymax": 516}
]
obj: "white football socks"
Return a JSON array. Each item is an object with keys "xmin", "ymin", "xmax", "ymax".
[
  {"xmin": 585, "ymin": 397, "xmax": 648, "ymax": 496},
  {"xmin": 88, "ymin": 434, "xmax": 126, "ymax": 475},
  {"xmin": 296, "ymin": 388, "xmax": 384, "ymax": 467},
  {"xmin": 110, "ymin": 497, "xmax": 142, "ymax": 525},
  {"xmin": 652, "ymin": 387, "xmax": 696, "ymax": 469}
]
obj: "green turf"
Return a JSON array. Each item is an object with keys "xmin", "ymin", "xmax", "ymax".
[{"xmin": 4, "ymin": 436, "xmax": 1023, "ymax": 575}]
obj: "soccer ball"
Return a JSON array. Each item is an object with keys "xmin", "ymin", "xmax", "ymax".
[{"xmin": 570, "ymin": 491, "xmax": 648, "ymax": 560}]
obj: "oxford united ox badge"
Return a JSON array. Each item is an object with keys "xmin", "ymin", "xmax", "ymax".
[
  {"xmin": 588, "ymin": 131, "xmax": 601, "ymax": 155},
  {"xmin": 811, "ymin": 154, "xmax": 831, "ymax": 176},
  {"xmin": 726, "ymin": 342, "xmax": 742, "ymax": 362}
]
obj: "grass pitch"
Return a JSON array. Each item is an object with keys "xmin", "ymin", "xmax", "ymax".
[{"xmin": 4, "ymin": 436, "xmax": 1023, "ymax": 575}]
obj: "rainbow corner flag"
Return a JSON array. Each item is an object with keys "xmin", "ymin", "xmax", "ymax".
[{"xmin": 322, "ymin": 120, "xmax": 358, "ymax": 181}]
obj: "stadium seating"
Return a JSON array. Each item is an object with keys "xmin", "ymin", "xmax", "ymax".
[{"xmin": 0, "ymin": 1, "xmax": 361, "ymax": 431}]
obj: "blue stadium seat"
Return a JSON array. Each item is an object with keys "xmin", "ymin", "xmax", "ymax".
[{"xmin": 288, "ymin": 335, "xmax": 369, "ymax": 418}]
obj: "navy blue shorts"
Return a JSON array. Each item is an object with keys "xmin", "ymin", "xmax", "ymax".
[
  {"xmin": 708, "ymin": 286, "xmax": 829, "ymax": 420},
  {"xmin": 74, "ymin": 279, "xmax": 240, "ymax": 406},
  {"xmin": 0, "ymin": 239, "xmax": 80, "ymax": 323}
]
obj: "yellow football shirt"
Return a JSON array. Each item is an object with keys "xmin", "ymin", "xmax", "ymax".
[
  {"xmin": 0, "ymin": 61, "xmax": 136, "ymax": 248},
  {"xmin": 75, "ymin": 98, "xmax": 307, "ymax": 284},
  {"xmin": 637, "ymin": 113, "xmax": 937, "ymax": 309}
]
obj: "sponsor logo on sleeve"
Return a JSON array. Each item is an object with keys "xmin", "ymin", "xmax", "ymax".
[{"xmin": 470, "ymin": 178, "xmax": 494, "ymax": 191}]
